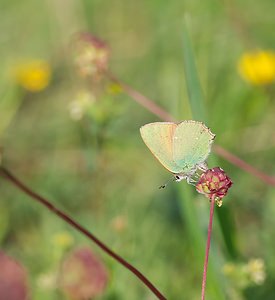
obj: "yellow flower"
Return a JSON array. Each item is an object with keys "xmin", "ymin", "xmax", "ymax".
[
  {"xmin": 110, "ymin": 215, "xmax": 128, "ymax": 233},
  {"xmin": 106, "ymin": 83, "xmax": 123, "ymax": 95},
  {"xmin": 14, "ymin": 59, "xmax": 51, "ymax": 92},
  {"xmin": 222, "ymin": 262, "xmax": 236, "ymax": 275},
  {"xmin": 52, "ymin": 231, "xmax": 74, "ymax": 249},
  {"xmin": 238, "ymin": 50, "xmax": 275, "ymax": 85}
]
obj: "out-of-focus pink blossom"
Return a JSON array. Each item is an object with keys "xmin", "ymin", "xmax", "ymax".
[
  {"xmin": 0, "ymin": 251, "xmax": 30, "ymax": 300},
  {"xmin": 59, "ymin": 247, "xmax": 108, "ymax": 299}
]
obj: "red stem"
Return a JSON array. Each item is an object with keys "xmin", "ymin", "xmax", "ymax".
[
  {"xmin": 214, "ymin": 145, "xmax": 275, "ymax": 186},
  {"xmin": 107, "ymin": 72, "xmax": 275, "ymax": 187},
  {"xmin": 0, "ymin": 166, "xmax": 167, "ymax": 300},
  {"xmin": 106, "ymin": 72, "xmax": 175, "ymax": 122},
  {"xmin": 201, "ymin": 196, "xmax": 216, "ymax": 300}
]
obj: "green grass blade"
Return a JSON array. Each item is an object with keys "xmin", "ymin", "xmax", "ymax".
[
  {"xmin": 182, "ymin": 26, "xmax": 206, "ymax": 122},
  {"xmin": 0, "ymin": 84, "xmax": 21, "ymax": 136},
  {"xmin": 181, "ymin": 23, "xmax": 239, "ymax": 260},
  {"xmin": 180, "ymin": 24, "xmax": 240, "ymax": 298}
]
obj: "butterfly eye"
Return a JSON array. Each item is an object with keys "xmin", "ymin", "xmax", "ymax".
[{"xmin": 175, "ymin": 175, "xmax": 180, "ymax": 180}]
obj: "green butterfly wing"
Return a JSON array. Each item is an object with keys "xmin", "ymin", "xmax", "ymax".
[
  {"xmin": 173, "ymin": 121, "xmax": 215, "ymax": 172},
  {"xmin": 140, "ymin": 122, "xmax": 183, "ymax": 173}
]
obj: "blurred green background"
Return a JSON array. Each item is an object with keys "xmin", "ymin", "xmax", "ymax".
[{"xmin": 1, "ymin": 0, "xmax": 275, "ymax": 299}]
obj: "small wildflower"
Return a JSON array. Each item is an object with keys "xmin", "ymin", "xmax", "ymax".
[
  {"xmin": 52, "ymin": 231, "xmax": 74, "ymax": 249},
  {"xmin": 37, "ymin": 272, "xmax": 57, "ymax": 290},
  {"xmin": 196, "ymin": 167, "xmax": 233, "ymax": 206},
  {"xmin": 59, "ymin": 247, "xmax": 108, "ymax": 299},
  {"xmin": 110, "ymin": 215, "xmax": 127, "ymax": 233},
  {"xmin": 74, "ymin": 33, "xmax": 109, "ymax": 80},
  {"xmin": 68, "ymin": 90, "xmax": 96, "ymax": 121},
  {"xmin": 238, "ymin": 50, "xmax": 275, "ymax": 85},
  {"xmin": 14, "ymin": 59, "xmax": 51, "ymax": 92},
  {"xmin": 245, "ymin": 258, "xmax": 266, "ymax": 285},
  {"xmin": 223, "ymin": 258, "xmax": 266, "ymax": 288},
  {"xmin": 222, "ymin": 262, "xmax": 236, "ymax": 275},
  {"xmin": 106, "ymin": 83, "xmax": 123, "ymax": 95}
]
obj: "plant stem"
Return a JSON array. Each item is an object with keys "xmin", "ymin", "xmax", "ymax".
[
  {"xmin": 106, "ymin": 72, "xmax": 175, "ymax": 122},
  {"xmin": 107, "ymin": 72, "xmax": 275, "ymax": 187},
  {"xmin": 0, "ymin": 166, "xmax": 167, "ymax": 300},
  {"xmin": 201, "ymin": 196, "xmax": 216, "ymax": 300},
  {"xmin": 214, "ymin": 145, "xmax": 275, "ymax": 186}
]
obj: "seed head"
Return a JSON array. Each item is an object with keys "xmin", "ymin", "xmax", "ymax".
[{"xmin": 196, "ymin": 167, "xmax": 233, "ymax": 206}]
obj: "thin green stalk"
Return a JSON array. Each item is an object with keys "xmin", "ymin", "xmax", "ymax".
[{"xmin": 182, "ymin": 26, "xmax": 206, "ymax": 121}]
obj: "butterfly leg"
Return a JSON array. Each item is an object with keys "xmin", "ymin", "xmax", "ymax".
[
  {"xmin": 186, "ymin": 176, "xmax": 197, "ymax": 186},
  {"xmin": 197, "ymin": 162, "xmax": 208, "ymax": 172},
  {"xmin": 193, "ymin": 172, "xmax": 201, "ymax": 179}
]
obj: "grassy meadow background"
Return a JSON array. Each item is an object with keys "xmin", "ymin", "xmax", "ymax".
[{"xmin": 0, "ymin": 0, "xmax": 275, "ymax": 299}]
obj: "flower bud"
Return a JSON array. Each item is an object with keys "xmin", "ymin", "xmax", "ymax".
[{"xmin": 196, "ymin": 167, "xmax": 233, "ymax": 206}]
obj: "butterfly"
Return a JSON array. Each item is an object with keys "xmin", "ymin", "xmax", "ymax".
[{"xmin": 140, "ymin": 120, "xmax": 215, "ymax": 187}]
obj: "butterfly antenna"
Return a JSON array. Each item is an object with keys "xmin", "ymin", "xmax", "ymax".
[{"xmin": 159, "ymin": 177, "xmax": 176, "ymax": 189}]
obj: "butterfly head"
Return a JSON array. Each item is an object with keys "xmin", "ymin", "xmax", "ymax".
[{"xmin": 174, "ymin": 174, "xmax": 187, "ymax": 182}]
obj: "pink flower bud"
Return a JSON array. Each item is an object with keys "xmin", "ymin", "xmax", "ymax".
[{"xmin": 196, "ymin": 167, "xmax": 233, "ymax": 206}]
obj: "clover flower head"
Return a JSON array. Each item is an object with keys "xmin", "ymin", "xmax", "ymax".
[{"xmin": 196, "ymin": 167, "xmax": 233, "ymax": 206}]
